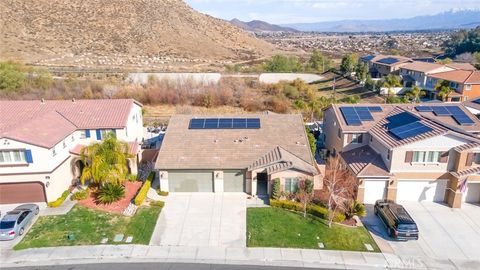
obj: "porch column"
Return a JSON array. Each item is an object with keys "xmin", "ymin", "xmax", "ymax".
[
  {"xmin": 159, "ymin": 170, "xmax": 169, "ymax": 192},
  {"xmin": 213, "ymin": 170, "xmax": 224, "ymax": 192},
  {"xmin": 356, "ymin": 177, "xmax": 365, "ymax": 203},
  {"xmin": 251, "ymin": 170, "xmax": 258, "ymax": 195},
  {"xmin": 386, "ymin": 177, "xmax": 397, "ymax": 202},
  {"xmin": 446, "ymin": 177, "xmax": 463, "ymax": 208}
]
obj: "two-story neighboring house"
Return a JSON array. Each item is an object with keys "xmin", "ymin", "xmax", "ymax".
[
  {"xmin": 0, "ymin": 99, "xmax": 143, "ymax": 205},
  {"xmin": 425, "ymin": 70, "xmax": 480, "ymax": 102},
  {"xmin": 399, "ymin": 61, "xmax": 455, "ymax": 89},
  {"xmin": 360, "ymin": 55, "xmax": 412, "ymax": 78},
  {"xmin": 323, "ymin": 103, "xmax": 480, "ymax": 208}
]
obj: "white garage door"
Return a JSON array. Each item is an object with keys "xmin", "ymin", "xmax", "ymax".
[
  {"xmin": 223, "ymin": 170, "xmax": 245, "ymax": 192},
  {"xmin": 397, "ymin": 180, "xmax": 447, "ymax": 202},
  {"xmin": 363, "ymin": 180, "xmax": 387, "ymax": 204},
  {"xmin": 463, "ymin": 183, "xmax": 480, "ymax": 203}
]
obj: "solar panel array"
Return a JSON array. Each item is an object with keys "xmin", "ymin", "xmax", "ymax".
[
  {"xmin": 385, "ymin": 112, "xmax": 419, "ymax": 130},
  {"xmin": 361, "ymin": 55, "xmax": 375, "ymax": 61},
  {"xmin": 389, "ymin": 121, "xmax": 433, "ymax": 140},
  {"xmin": 340, "ymin": 106, "xmax": 382, "ymax": 126},
  {"xmin": 414, "ymin": 105, "xmax": 475, "ymax": 126},
  {"xmin": 377, "ymin": 57, "xmax": 399, "ymax": 65},
  {"xmin": 189, "ymin": 118, "xmax": 261, "ymax": 129}
]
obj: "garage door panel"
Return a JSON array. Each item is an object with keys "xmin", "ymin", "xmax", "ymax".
[
  {"xmin": 463, "ymin": 183, "xmax": 480, "ymax": 203},
  {"xmin": 168, "ymin": 171, "xmax": 213, "ymax": 192},
  {"xmin": 0, "ymin": 182, "xmax": 46, "ymax": 204},
  {"xmin": 223, "ymin": 170, "xmax": 245, "ymax": 192},
  {"xmin": 364, "ymin": 180, "xmax": 387, "ymax": 204},
  {"xmin": 397, "ymin": 180, "xmax": 447, "ymax": 202}
]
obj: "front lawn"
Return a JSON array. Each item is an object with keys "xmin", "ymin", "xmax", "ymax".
[
  {"xmin": 247, "ymin": 207, "xmax": 379, "ymax": 252},
  {"xmin": 14, "ymin": 205, "xmax": 161, "ymax": 250}
]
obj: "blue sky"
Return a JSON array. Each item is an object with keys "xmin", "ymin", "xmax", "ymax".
[{"xmin": 185, "ymin": 0, "xmax": 480, "ymax": 24}]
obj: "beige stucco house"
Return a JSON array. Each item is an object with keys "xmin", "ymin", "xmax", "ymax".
[
  {"xmin": 0, "ymin": 99, "xmax": 144, "ymax": 205},
  {"xmin": 323, "ymin": 103, "xmax": 480, "ymax": 208},
  {"xmin": 155, "ymin": 113, "xmax": 321, "ymax": 196}
]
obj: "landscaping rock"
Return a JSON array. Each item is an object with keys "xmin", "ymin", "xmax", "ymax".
[
  {"xmin": 113, "ymin": 234, "xmax": 124, "ymax": 242},
  {"xmin": 318, "ymin": 242, "xmax": 325, "ymax": 249},
  {"xmin": 364, "ymin": 243, "xmax": 374, "ymax": 251},
  {"xmin": 125, "ymin": 236, "xmax": 133, "ymax": 243},
  {"xmin": 101, "ymin": 238, "xmax": 108, "ymax": 244}
]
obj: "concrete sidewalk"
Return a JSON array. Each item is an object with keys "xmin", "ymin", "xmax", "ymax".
[{"xmin": 2, "ymin": 245, "xmax": 479, "ymax": 270}]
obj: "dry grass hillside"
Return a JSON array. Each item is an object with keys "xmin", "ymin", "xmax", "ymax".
[{"xmin": 0, "ymin": 0, "xmax": 275, "ymax": 70}]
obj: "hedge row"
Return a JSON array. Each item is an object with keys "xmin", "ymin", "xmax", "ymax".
[
  {"xmin": 270, "ymin": 199, "xmax": 346, "ymax": 223},
  {"xmin": 48, "ymin": 190, "xmax": 70, "ymax": 207},
  {"xmin": 134, "ymin": 172, "xmax": 155, "ymax": 206}
]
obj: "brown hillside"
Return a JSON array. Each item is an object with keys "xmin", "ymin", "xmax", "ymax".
[{"xmin": 0, "ymin": 0, "xmax": 275, "ymax": 69}]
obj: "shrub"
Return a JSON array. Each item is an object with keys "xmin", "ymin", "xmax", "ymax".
[
  {"xmin": 71, "ymin": 190, "xmax": 89, "ymax": 201},
  {"xmin": 134, "ymin": 172, "xmax": 154, "ymax": 206},
  {"xmin": 126, "ymin": 174, "xmax": 137, "ymax": 182},
  {"xmin": 97, "ymin": 183, "xmax": 125, "ymax": 204},
  {"xmin": 150, "ymin": 200, "xmax": 165, "ymax": 207},
  {"xmin": 157, "ymin": 190, "xmax": 169, "ymax": 196},
  {"xmin": 48, "ymin": 190, "xmax": 70, "ymax": 208},
  {"xmin": 343, "ymin": 200, "xmax": 366, "ymax": 219},
  {"xmin": 271, "ymin": 178, "xmax": 280, "ymax": 200},
  {"xmin": 270, "ymin": 199, "xmax": 345, "ymax": 223}
]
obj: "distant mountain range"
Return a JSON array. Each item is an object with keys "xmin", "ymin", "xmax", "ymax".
[
  {"xmin": 230, "ymin": 18, "xmax": 299, "ymax": 33},
  {"xmin": 281, "ymin": 10, "xmax": 480, "ymax": 32}
]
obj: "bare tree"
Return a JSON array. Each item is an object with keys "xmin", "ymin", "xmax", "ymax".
[
  {"xmin": 323, "ymin": 155, "xmax": 354, "ymax": 227},
  {"xmin": 295, "ymin": 178, "xmax": 314, "ymax": 218}
]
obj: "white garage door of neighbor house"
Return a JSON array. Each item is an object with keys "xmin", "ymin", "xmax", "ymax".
[
  {"xmin": 168, "ymin": 170, "xmax": 214, "ymax": 192},
  {"xmin": 363, "ymin": 180, "xmax": 387, "ymax": 204},
  {"xmin": 397, "ymin": 180, "xmax": 447, "ymax": 202},
  {"xmin": 463, "ymin": 183, "xmax": 480, "ymax": 203},
  {"xmin": 223, "ymin": 170, "xmax": 245, "ymax": 192}
]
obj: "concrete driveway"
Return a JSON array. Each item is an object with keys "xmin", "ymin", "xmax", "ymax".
[
  {"xmin": 362, "ymin": 202, "xmax": 480, "ymax": 261},
  {"xmin": 150, "ymin": 193, "xmax": 246, "ymax": 248}
]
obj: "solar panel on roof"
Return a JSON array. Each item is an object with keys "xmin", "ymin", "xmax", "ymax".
[
  {"xmin": 389, "ymin": 121, "xmax": 433, "ymax": 140},
  {"xmin": 432, "ymin": 106, "xmax": 451, "ymax": 116},
  {"xmin": 368, "ymin": 106, "xmax": 382, "ymax": 112},
  {"xmin": 415, "ymin": 106, "xmax": 432, "ymax": 112},
  {"xmin": 361, "ymin": 55, "xmax": 375, "ymax": 61},
  {"xmin": 378, "ymin": 57, "xmax": 399, "ymax": 65},
  {"xmin": 188, "ymin": 118, "xmax": 260, "ymax": 129},
  {"xmin": 452, "ymin": 115, "xmax": 475, "ymax": 126},
  {"xmin": 339, "ymin": 107, "xmax": 361, "ymax": 126},
  {"xmin": 189, "ymin": 119, "xmax": 205, "ymax": 129},
  {"xmin": 445, "ymin": 106, "xmax": 464, "ymax": 115},
  {"xmin": 385, "ymin": 112, "xmax": 419, "ymax": 130}
]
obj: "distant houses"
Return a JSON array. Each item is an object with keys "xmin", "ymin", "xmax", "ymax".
[{"xmin": 361, "ymin": 54, "xmax": 479, "ymax": 101}]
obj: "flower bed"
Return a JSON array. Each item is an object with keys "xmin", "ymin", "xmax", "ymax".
[{"xmin": 78, "ymin": 181, "xmax": 142, "ymax": 213}]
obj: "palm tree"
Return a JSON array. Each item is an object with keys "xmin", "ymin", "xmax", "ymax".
[
  {"xmin": 80, "ymin": 133, "xmax": 132, "ymax": 186},
  {"xmin": 438, "ymin": 86, "xmax": 453, "ymax": 102},
  {"xmin": 405, "ymin": 86, "xmax": 426, "ymax": 103},
  {"xmin": 382, "ymin": 74, "xmax": 402, "ymax": 100}
]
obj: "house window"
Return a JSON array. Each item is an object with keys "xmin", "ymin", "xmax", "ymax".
[
  {"xmin": 474, "ymin": 154, "xmax": 480, "ymax": 164},
  {"xmin": 0, "ymin": 150, "xmax": 26, "ymax": 164},
  {"xmin": 63, "ymin": 140, "xmax": 67, "ymax": 149},
  {"xmin": 52, "ymin": 148, "xmax": 57, "ymax": 157},
  {"xmin": 284, "ymin": 177, "xmax": 299, "ymax": 193},
  {"xmin": 412, "ymin": 151, "xmax": 440, "ymax": 163},
  {"xmin": 465, "ymin": 84, "xmax": 472, "ymax": 91},
  {"xmin": 351, "ymin": 133, "xmax": 363, "ymax": 144},
  {"xmin": 387, "ymin": 150, "xmax": 391, "ymax": 160},
  {"xmin": 338, "ymin": 128, "xmax": 341, "ymax": 139},
  {"xmin": 80, "ymin": 130, "xmax": 86, "ymax": 139},
  {"xmin": 71, "ymin": 135, "xmax": 75, "ymax": 142}
]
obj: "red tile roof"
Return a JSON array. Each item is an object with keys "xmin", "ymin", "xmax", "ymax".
[
  {"xmin": 0, "ymin": 99, "xmax": 141, "ymax": 148},
  {"xmin": 429, "ymin": 70, "xmax": 480, "ymax": 84}
]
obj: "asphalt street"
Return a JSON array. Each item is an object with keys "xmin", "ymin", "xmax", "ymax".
[{"xmin": 2, "ymin": 262, "xmax": 338, "ymax": 270}]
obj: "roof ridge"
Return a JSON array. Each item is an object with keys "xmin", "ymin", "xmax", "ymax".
[
  {"xmin": 464, "ymin": 70, "xmax": 475, "ymax": 84},
  {"xmin": 54, "ymin": 110, "xmax": 79, "ymax": 128}
]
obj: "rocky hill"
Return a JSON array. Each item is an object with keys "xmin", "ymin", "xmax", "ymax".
[
  {"xmin": 0, "ymin": 0, "xmax": 275, "ymax": 70},
  {"xmin": 230, "ymin": 19, "xmax": 299, "ymax": 33}
]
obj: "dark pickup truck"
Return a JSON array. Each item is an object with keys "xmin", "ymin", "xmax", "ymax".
[{"xmin": 374, "ymin": 200, "xmax": 419, "ymax": 241}]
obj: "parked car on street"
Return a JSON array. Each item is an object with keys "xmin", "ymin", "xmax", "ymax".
[
  {"xmin": 0, "ymin": 204, "xmax": 39, "ymax": 241},
  {"xmin": 374, "ymin": 200, "xmax": 419, "ymax": 241}
]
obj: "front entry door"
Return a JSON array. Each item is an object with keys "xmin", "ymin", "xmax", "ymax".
[{"xmin": 256, "ymin": 173, "xmax": 268, "ymax": 195}]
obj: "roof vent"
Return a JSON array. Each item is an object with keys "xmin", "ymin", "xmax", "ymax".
[
  {"xmin": 72, "ymin": 98, "xmax": 76, "ymax": 103},
  {"xmin": 213, "ymin": 139, "xmax": 218, "ymax": 143},
  {"xmin": 41, "ymin": 98, "xmax": 45, "ymax": 104}
]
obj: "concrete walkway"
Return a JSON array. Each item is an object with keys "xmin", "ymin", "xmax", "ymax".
[
  {"xmin": 2, "ymin": 245, "xmax": 479, "ymax": 269},
  {"xmin": 41, "ymin": 194, "xmax": 77, "ymax": 216}
]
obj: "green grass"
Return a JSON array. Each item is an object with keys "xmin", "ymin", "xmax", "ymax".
[
  {"xmin": 14, "ymin": 205, "xmax": 162, "ymax": 250},
  {"xmin": 247, "ymin": 208, "xmax": 379, "ymax": 252}
]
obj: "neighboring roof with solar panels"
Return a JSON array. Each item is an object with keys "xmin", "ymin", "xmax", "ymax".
[
  {"xmin": 327, "ymin": 103, "xmax": 480, "ymax": 149},
  {"xmin": 156, "ymin": 113, "xmax": 318, "ymax": 174},
  {"xmin": 369, "ymin": 55, "xmax": 411, "ymax": 66}
]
